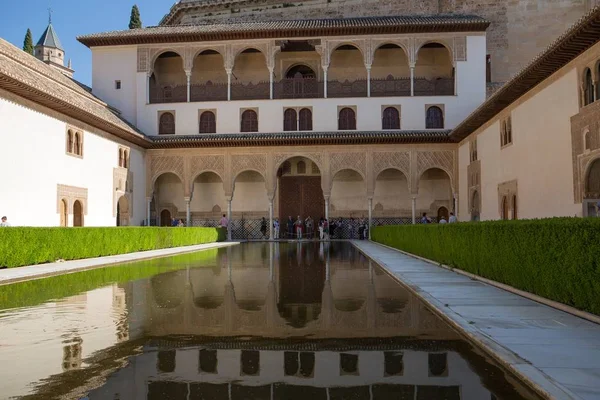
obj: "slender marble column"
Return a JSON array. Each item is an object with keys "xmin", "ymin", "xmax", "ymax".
[
  {"xmin": 366, "ymin": 66, "xmax": 371, "ymax": 98},
  {"xmin": 269, "ymin": 199, "xmax": 274, "ymax": 240},
  {"xmin": 185, "ymin": 70, "xmax": 191, "ymax": 102},
  {"xmin": 227, "ymin": 198, "xmax": 232, "ymax": 240},
  {"xmin": 226, "ymin": 69, "xmax": 232, "ymax": 101},
  {"xmin": 412, "ymin": 196, "xmax": 417, "ymax": 224},
  {"xmin": 269, "ymin": 67, "xmax": 274, "ymax": 100},
  {"xmin": 146, "ymin": 197, "xmax": 151, "ymax": 227},
  {"xmin": 185, "ymin": 197, "xmax": 191, "ymax": 227},
  {"xmin": 368, "ymin": 197, "xmax": 373, "ymax": 240},
  {"xmin": 323, "ymin": 68, "xmax": 328, "ymax": 99},
  {"xmin": 410, "ymin": 66, "xmax": 415, "ymax": 96},
  {"xmin": 325, "ymin": 196, "xmax": 330, "ymax": 221}
]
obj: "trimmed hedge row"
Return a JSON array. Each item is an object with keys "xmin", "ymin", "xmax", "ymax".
[
  {"xmin": 0, "ymin": 227, "xmax": 226, "ymax": 268},
  {"xmin": 371, "ymin": 218, "xmax": 600, "ymax": 316}
]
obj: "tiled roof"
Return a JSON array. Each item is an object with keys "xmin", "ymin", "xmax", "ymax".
[
  {"xmin": 78, "ymin": 15, "xmax": 489, "ymax": 47},
  {"xmin": 36, "ymin": 24, "xmax": 64, "ymax": 50},
  {"xmin": 149, "ymin": 130, "xmax": 453, "ymax": 148},
  {"xmin": 450, "ymin": 6, "xmax": 600, "ymax": 142},
  {"xmin": 0, "ymin": 38, "xmax": 149, "ymax": 147}
]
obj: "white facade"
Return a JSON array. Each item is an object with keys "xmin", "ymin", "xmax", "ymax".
[{"xmin": 0, "ymin": 93, "xmax": 146, "ymax": 227}]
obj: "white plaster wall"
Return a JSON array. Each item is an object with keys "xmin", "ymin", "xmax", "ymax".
[
  {"xmin": 0, "ymin": 97, "xmax": 145, "ymax": 227},
  {"xmin": 93, "ymin": 34, "xmax": 486, "ymax": 134},
  {"xmin": 458, "ymin": 68, "xmax": 581, "ymax": 220},
  {"xmin": 91, "ymin": 46, "xmax": 138, "ymax": 126}
]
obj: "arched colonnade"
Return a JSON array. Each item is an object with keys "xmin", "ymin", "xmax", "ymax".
[{"xmin": 146, "ymin": 148, "xmax": 457, "ymax": 239}]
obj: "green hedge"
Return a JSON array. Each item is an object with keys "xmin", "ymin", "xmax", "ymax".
[
  {"xmin": 0, "ymin": 227, "xmax": 226, "ymax": 268},
  {"xmin": 371, "ymin": 218, "xmax": 600, "ymax": 315}
]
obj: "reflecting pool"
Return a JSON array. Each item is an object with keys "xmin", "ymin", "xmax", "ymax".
[{"xmin": 0, "ymin": 243, "xmax": 542, "ymax": 399}]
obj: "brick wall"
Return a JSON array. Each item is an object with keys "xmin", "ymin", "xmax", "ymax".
[{"xmin": 168, "ymin": 0, "xmax": 594, "ymax": 83}]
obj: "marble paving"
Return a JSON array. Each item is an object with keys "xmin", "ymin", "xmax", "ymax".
[{"xmin": 352, "ymin": 240, "xmax": 600, "ymax": 400}]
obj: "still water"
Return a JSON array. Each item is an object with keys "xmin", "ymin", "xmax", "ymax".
[{"xmin": 0, "ymin": 242, "xmax": 542, "ymax": 400}]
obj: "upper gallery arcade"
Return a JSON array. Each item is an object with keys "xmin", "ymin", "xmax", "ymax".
[{"xmin": 79, "ymin": 15, "xmax": 488, "ymax": 135}]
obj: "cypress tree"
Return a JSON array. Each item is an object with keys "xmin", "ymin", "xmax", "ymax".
[
  {"xmin": 129, "ymin": 5, "xmax": 142, "ymax": 29},
  {"xmin": 23, "ymin": 29, "xmax": 34, "ymax": 55}
]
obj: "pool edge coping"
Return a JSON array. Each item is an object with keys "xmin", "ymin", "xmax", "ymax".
[
  {"xmin": 0, "ymin": 241, "xmax": 241, "ymax": 286},
  {"xmin": 352, "ymin": 240, "xmax": 584, "ymax": 400}
]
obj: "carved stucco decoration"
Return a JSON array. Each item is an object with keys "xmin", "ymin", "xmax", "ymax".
[
  {"xmin": 370, "ymin": 38, "xmax": 411, "ymax": 65},
  {"xmin": 57, "ymin": 184, "xmax": 88, "ymax": 214},
  {"xmin": 330, "ymin": 152, "xmax": 367, "ymax": 179},
  {"xmin": 497, "ymin": 180, "xmax": 518, "ymax": 217},
  {"xmin": 231, "ymin": 154, "xmax": 267, "ymax": 180},
  {"xmin": 190, "ymin": 154, "xmax": 225, "ymax": 181},
  {"xmin": 453, "ymin": 36, "xmax": 467, "ymax": 62},
  {"xmin": 416, "ymin": 150, "xmax": 455, "ymax": 190},
  {"xmin": 150, "ymin": 155, "xmax": 185, "ymax": 185},
  {"xmin": 414, "ymin": 38, "xmax": 455, "ymax": 65},
  {"xmin": 273, "ymin": 152, "xmax": 324, "ymax": 172},
  {"xmin": 372, "ymin": 151, "xmax": 410, "ymax": 179}
]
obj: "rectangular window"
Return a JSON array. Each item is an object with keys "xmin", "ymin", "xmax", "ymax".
[{"xmin": 115, "ymin": 80, "xmax": 122, "ymax": 90}]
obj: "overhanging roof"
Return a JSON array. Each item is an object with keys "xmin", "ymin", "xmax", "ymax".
[
  {"xmin": 450, "ymin": 6, "xmax": 600, "ymax": 142},
  {"xmin": 149, "ymin": 130, "xmax": 454, "ymax": 149},
  {"xmin": 77, "ymin": 15, "xmax": 489, "ymax": 47}
]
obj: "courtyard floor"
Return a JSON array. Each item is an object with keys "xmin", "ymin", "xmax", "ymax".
[{"xmin": 352, "ymin": 240, "xmax": 600, "ymax": 400}]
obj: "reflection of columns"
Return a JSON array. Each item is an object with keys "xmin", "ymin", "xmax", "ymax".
[
  {"xmin": 146, "ymin": 197, "xmax": 151, "ymax": 227},
  {"xmin": 185, "ymin": 70, "xmax": 191, "ymax": 102},
  {"xmin": 269, "ymin": 199, "xmax": 274, "ymax": 240},
  {"xmin": 326, "ymin": 252, "xmax": 330, "ymax": 281},
  {"xmin": 366, "ymin": 65, "xmax": 371, "ymax": 98},
  {"xmin": 269, "ymin": 242, "xmax": 274, "ymax": 281},
  {"xmin": 226, "ymin": 69, "xmax": 232, "ymax": 101},
  {"xmin": 368, "ymin": 197, "xmax": 373, "ymax": 240},
  {"xmin": 323, "ymin": 66, "xmax": 329, "ymax": 98},
  {"xmin": 411, "ymin": 195, "xmax": 417, "ymax": 224},
  {"xmin": 269, "ymin": 67, "xmax": 274, "ymax": 100},
  {"xmin": 324, "ymin": 195, "xmax": 330, "ymax": 221},
  {"xmin": 185, "ymin": 197, "xmax": 191, "ymax": 227},
  {"xmin": 410, "ymin": 64, "xmax": 415, "ymax": 96},
  {"xmin": 227, "ymin": 197, "xmax": 232, "ymax": 240}
]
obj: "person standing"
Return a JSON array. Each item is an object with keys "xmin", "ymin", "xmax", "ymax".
[
  {"xmin": 295, "ymin": 216, "xmax": 303, "ymax": 239},
  {"xmin": 305, "ymin": 216, "xmax": 313, "ymax": 239},
  {"xmin": 260, "ymin": 217, "xmax": 267, "ymax": 238},
  {"xmin": 318, "ymin": 217, "xmax": 324, "ymax": 240},
  {"xmin": 287, "ymin": 216, "xmax": 294, "ymax": 238},
  {"xmin": 439, "ymin": 216, "xmax": 448, "ymax": 224},
  {"xmin": 0, "ymin": 216, "xmax": 10, "ymax": 227},
  {"xmin": 448, "ymin": 212, "xmax": 458, "ymax": 223},
  {"xmin": 273, "ymin": 218, "xmax": 280, "ymax": 239},
  {"xmin": 420, "ymin": 213, "xmax": 431, "ymax": 224},
  {"xmin": 220, "ymin": 213, "xmax": 229, "ymax": 228}
]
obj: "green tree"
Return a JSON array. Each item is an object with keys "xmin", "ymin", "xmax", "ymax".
[
  {"xmin": 129, "ymin": 5, "xmax": 142, "ymax": 29},
  {"xmin": 23, "ymin": 29, "xmax": 34, "ymax": 55}
]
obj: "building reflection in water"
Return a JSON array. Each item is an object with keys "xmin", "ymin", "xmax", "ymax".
[{"xmin": 19, "ymin": 243, "xmax": 541, "ymax": 400}]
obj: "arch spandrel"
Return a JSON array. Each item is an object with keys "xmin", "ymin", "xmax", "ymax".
[
  {"xmin": 330, "ymin": 152, "xmax": 367, "ymax": 183},
  {"xmin": 150, "ymin": 156, "xmax": 187, "ymax": 194},
  {"xmin": 370, "ymin": 39, "xmax": 411, "ymax": 66},
  {"xmin": 415, "ymin": 151, "xmax": 456, "ymax": 192}
]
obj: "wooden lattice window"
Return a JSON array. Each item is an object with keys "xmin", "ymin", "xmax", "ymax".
[
  {"xmin": 299, "ymin": 108, "xmax": 313, "ymax": 131},
  {"xmin": 426, "ymin": 106, "xmax": 444, "ymax": 129},
  {"xmin": 297, "ymin": 160, "xmax": 306, "ymax": 174},
  {"xmin": 241, "ymin": 110, "xmax": 258, "ymax": 133},
  {"xmin": 338, "ymin": 107, "xmax": 356, "ymax": 130},
  {"xmin": 199, "ymin": 111, "xmax": 216, "ymax": 134},
  {"xmin": 382, "ymin": 107, "xmax": 400, "ymax": 130},
  {"xmin": 159, "ymin": 112, "xmax": 175, "ymax": 135},
  {"xmin": 584, "ymin": 68, "xmax": 594, "ymax": 106},
  {"xmin": 283, "ymin": 108, "xmax": 297, "ymax": 132}
]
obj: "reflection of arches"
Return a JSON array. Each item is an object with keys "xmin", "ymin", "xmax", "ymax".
[
  {"xmin": 426, "ymin": 106, "xmax": 444, "ymax": 129},
  {"xmin": 60, "ymin": 198, "xmax": 68, "ymax": 227},
  {"xmin": 151, "ymin": 271, "xmax": 184, "ymax": 308},
  {"xmin": 73, "ymin": 200, "xmax": 84, "ymax": 227},
  {"xmin": 160, "ymin": 209, "xmax": 172, "ymax": 226},
  {"xmin": 159, "ymin": 112, "xmax": 175, "ymax": 135},
  {"xmin": 286, "ymin": 64, "xmax": 316, "ymax": 78},
  {"xmin": 241, "ymin": 110, "xmax": 258, "ymax": 132},
  {"xmin": 338, "ymin": 108, "xmax": 356, "ymax": 130}
]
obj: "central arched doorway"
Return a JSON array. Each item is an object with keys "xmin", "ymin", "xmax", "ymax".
[
  {"xmin": 73, "ymin": 200, "xmax": 84, "ymax": 227},
  {"xmin": 160, "ymin": 209, "xmax": 172, "ymax": 226},
  {"xmin": 277, "ymin": 156, "xmax": 324, "ymax": 239},
  {"xmin": 116, "ymin": 196, "xmax": 130, "ymax": 226}
]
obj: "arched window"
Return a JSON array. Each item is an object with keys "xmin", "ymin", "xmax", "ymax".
[
  {"xmin": 584, "ymin": 68, "xmax": 594, "ymax": 106},
  {"xmin": 506, "ymin": 117, "xmax": 512, "ymax": 144},
  {"xmin": 67, "ymin": 130, "xmax": 73, "ymax": 153},
  {"xmin": 283, "ymin": 109, "xmax": 297, "ymax": 132},
  {"xmin": 241, "ymin": 110, "xmax": 258, "ymax": 132},
  {"xmin": 73, "ymin": 200, "xmax": 84, "ymax": 227},
  {"xmin": 60, "ymin": 199, "xmax": 68, "ymax": 227},
  {"xmin": 74, "ymin": 133, "xmax": 81, "ymax": 156},
  {"xmin": 159, "ymin": 112, "xmax": 175, "ymax": 135},
  {"xmin": 382, "ymin": 107, "xmax": 400, "ymax": 130},
  {"xmin": 512, "ymin": 195, "xmax": 518, "ymax": 220},
  {"xmin": 501, "ymin": 196, "xmax": 509, "ymax": 220},
  {"xmin": 299, "ymin": 108, "xmax": 313, "ymax": 131},
  {"xmin": 123, "ymin": 150, "xmax": 128, "ymax": 168},
  {"xmin": 199, "ymin": 111, "xmax": 216, "ymax": 134},
  {"xmin": 426, "ymin": 106, "xmax": 444, "ymax": 129},
  {"xmin": 286, "ymin": 65, "xmax": 316, "ymax": 79},
  {"xmin": 338, "ymin": 108, "xmax": 356, "ymax": 130},
  {"xmin": 118, "ymin": 149, "xmax": 124, "ymax": 167},
  {"xmin": 297, "ymin": 161, "xmax": 306, "ymax": 174},
  {"xmin": 585, "ymin": 131, "xmax": 592, "ymax": 151}
]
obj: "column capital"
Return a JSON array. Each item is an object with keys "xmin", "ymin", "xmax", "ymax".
[
  {"xmin": 365, "ymin": 63, "xmax": 372, "ymax": 71},
  {"xmin": 184, "ymin": 69, "xmax": 192, "ymax": 77},
  {"xmin": 146, "ymin": 70, "xmax": 154, "ymax": 78},
  {"xmin": 409, "ymin": 63, "xmax": 416, "ymax": 69},
  {"xmin": 225, "ymin": 194, "xmax": 233, "ymax": 202},
  {"xmin": 184, "ymin": 196, "xmax": 191, "ymax": 203},
  {"xmin": 411, "ymin": 194, "xmax": 418, "ymax": 200},
  {"xmin": 146, "ymin": 196, "xmax": 153, "ymax": 202},
  {"xmin": 225, "ymin": 68, "xmax": 233, "ymax": 75}
]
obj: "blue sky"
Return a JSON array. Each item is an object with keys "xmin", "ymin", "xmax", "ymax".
[{"xmin": 0, "ymin": 1, "xmax": 175, "ymax": 85}]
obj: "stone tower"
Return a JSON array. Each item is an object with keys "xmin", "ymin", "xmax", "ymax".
[{"xmin": 35, "ymin": 18, "xmax": 74, "ymax": 78}]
